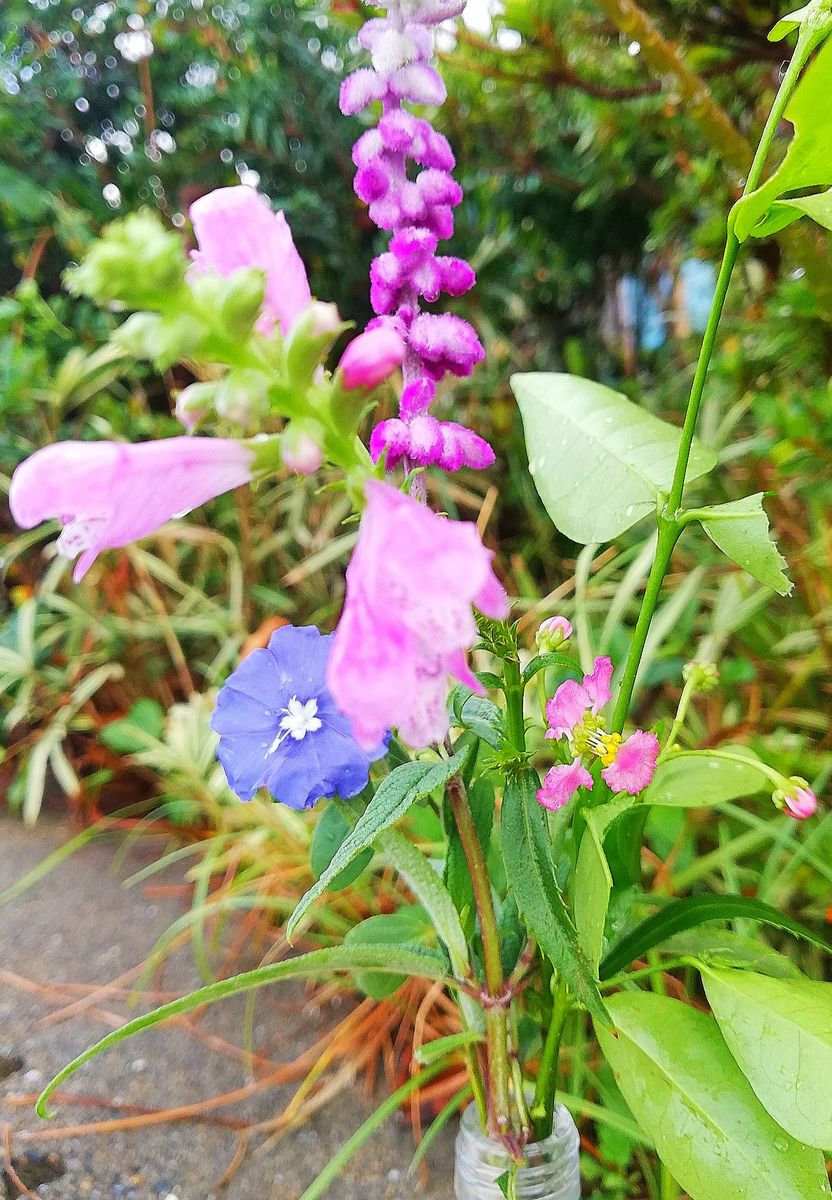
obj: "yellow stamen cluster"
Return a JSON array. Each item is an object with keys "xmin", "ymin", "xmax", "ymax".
[{"xmin": 587, "ymin": 730, "xmax": 622, "ymax": 767}]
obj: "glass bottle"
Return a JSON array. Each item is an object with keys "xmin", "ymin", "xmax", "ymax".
[{"xmin": 454, "ymin": 1102, "xmax": 581, "ymax": 1200}]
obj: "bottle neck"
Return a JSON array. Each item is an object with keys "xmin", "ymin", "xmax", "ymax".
[{"xmin": 454, "ymin": 1103, "xmax": 581, "ymax": 1200}]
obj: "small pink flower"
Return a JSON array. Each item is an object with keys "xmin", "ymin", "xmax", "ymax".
[
  {"xmin": 545, "ymin": 656, "xmax": 613, "ymax": 741},
  {"xmin": 780, "ymin": 778, "xmax": 817, "ymax": 819},
  {"xmin": 338, "ymin": 327, "xmax": 405, "ymax": 391},
  {"xmin": 189, "ymin": 186, "xmax": 311, "ymax": 335},
  {"xmin": 9, "ymin": 438, "xmax": 254, "ymax": 581},
  {"xmin": 535, "ymin": 615, "xmax": 573, "ymax": 653},
  {"xmin": 537, "ymin": 762, "xmax": 593, "ymax": 812},
  {"xmin": 601, "ymin": 730, "xmax": 659, "ymax": 795},
  {"xmin": 538, "ymin": 654, "xmax": 658, "ymax": 811},
  {"xmin": 327, "ymin": 480, "xmax": 508, "ymax": 750}
]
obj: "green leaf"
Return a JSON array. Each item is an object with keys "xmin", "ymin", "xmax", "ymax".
[
  {"xmin": 286, "ymin": 747, "xmax": 470, "ymax": 941},
  {"xmin": 521, "ymin": 652, "xmax": 580, "ymax": 687},
  {"xmin": 574, "ymin": 797, "xmax": 635, "ymax": 973},
  {"xmin": 37, "ymin": 944, "xmax": 455, "ymax": 1118},
  {"xmin": 644, "ymin": 747, "xmax": 768, "ymax": 807},
  {"xmin": 751, "ymin": 190, "xmax": 832, "ymax": 238},
  {"xmin": 414, "ymin": 1030, "xmax": 485, "ymax": 1065},
  {"xmin": 702, "ymin": 968, "xmax": 832, "ymax": 1149},
  {"xmin": 449, "ymin": 685, "xmax": 504, "ymax": 748},
  {"xmin": 600, "ymin": 894, "xmax": 832, "ymax": 981},
  {"xmin": 596, "ymin": 992, "xmax": 830, "ymax": 1200},
  {"xmin": 501, "ymin": 772, "xmax": 607, "ymax": 1022},
  {"xmin": 769, "ymin": 4, "xmax": 811, "ymax": 41},
  {"xmin": 345, "ymin": 907, "xmax": 436, "ymax": 999},
  {"xmin": 100, "ymin": 699, "xmax": 166, "ymax": 754},
  {"xmin": 692, "ymin": 495, "xmax": 791, "ymax": 595},
  {"xmin": 661, "ymin": 930, "xmax": 804, "ymax": 980},
  {"xmin": 511, "ymin": 373, "xmax": 716, "ymax": 544},
  {"xmin": 310, "ymin": 802, "xmax": 373, "ymax": 891},
  {"xmin": 735, "ymin": 38, "xmax": 832, "ymax": 240}
]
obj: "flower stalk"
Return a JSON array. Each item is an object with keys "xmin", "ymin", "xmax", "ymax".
[
  {"xmin": 446, "ymin": 767, "xmax": 513, "ymax": 1141},
  {"xmin": 612, "ymin": 34, "xmax": 821, "ymax": 736}
]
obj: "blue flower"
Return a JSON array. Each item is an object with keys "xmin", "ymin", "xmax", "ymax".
[{"xmin": 211, "ymin": 625, "xmax": 387, "ymax": 809}]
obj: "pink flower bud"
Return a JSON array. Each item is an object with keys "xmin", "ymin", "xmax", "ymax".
[
  {"xmin": 779, "ymin": 778, "xmax": 818, "ymax": 819},
  {"xmin": 338, "ymin": 328, "xmax": 405, "ymax": 391},
  {"xmin": 281, "ymin": 429, "xmax": 323, "ymax": 476},
  {"xmin": 307, "ymin": 302, "xmax": 342, "ymax": 338},
  {"xmin": 536, "ymin": 615, "xmax": 573, "ymax": 653}
]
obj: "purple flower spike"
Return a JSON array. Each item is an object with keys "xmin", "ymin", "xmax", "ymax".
[{"xmin": 340, "ymin": 0, "xmax": 493, "ymax": 474}]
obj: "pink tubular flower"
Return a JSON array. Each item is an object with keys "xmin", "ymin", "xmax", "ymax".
[
  {"xmin": 327, "ymin": 479, "xmax": 508, "ymax": 750},
  {"xmin": 9, "ymin": 438, "xmax": 254, "ymax": 581},
  {"xmin": 189, "ymin": 186, "xmax": 311, "ymax": 335},
  {"xmin": 338, "ymin": 327, "xmax": 406, "ymax": 391},
  {"xmin": 538, "ymin": 655, "xmax": 659, "ymax": 810}
]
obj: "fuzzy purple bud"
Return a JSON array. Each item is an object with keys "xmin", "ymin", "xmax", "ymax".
[{"xmin": 340, "ymin": 0, "xmax": 492, "ymax": 474}]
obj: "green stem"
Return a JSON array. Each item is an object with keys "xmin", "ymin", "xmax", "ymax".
[
  {"xmin": 446, "ymin": 770, "xmax": 512, "ymax": 1139},
  {"xmin": 530, "ymin": 975, "xmax": 570, "ymax": 1142},
  {"xmin": 611, "ymin": 515, "xmax": 680, "ymax": 730},
  {"xmin": 662, "ymin": 674, "xmax": 697, "ymax": 752},
  {"xmin": 612, "ymin": 40, "xmax": 814, "ymax": 732}
]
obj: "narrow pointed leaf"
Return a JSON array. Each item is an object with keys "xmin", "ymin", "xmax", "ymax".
[
  {"xmin": 600, "ymin": 894, "xmax": 832, "ymax": 981},
  {"xmin": 501, "ymin": 771, "xmax": 607, "ymax": 1022},
  {"xmin": 286, "ymin": 747, "xmax": 470, "ymax": 941},
  {"xmin": 37, "ymin": 944, "xmax": 455, "ymax": 1117}
]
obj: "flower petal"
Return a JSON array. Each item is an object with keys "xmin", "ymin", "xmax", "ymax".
[
  {"xmin": 601, "ymin": 729, "xmax": 659, "ymax": 795},
  {"xmin": 537, "ymin": 761, "xmax": 593, "ymax": 811},
  {"xmin": 582, "ymin": 656, "xmax": 614, "ymax": 711}
]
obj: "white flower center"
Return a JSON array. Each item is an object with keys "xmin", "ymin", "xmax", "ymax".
[{"xmin": 266, "ymin": 696, "xmax": 321, "ymax": 755}]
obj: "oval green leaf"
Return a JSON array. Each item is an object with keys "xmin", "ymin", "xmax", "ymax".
[
  {"xmin": 702, "ymin": 967, "xmax": 832, "ymax": 1149},
  {"xmin": 597, "ymin": 992, "xmax": 830, "ymax": 1200},
  {"xmin": 645, "ymin": 747, "xmax": 767, "ymax": 807},
  {"xmin": 693, "ymin": 494, "xmax": 791, "ymax": 595},
  {"xmin": 512, "ymin": 373, "xmax": 716, "ymax": 544}
]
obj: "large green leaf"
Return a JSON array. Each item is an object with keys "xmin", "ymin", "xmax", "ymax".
[
  {"xmin": 600, "ymin": 894, "xmax": 832, "ymax": 981},
  {"xmin": 596, "ymin": 992, "xmax": 830, "ymax": 1200},
  {"xmin": 286, "ymin": 747, "xmax": 470, "ymax": 941},
  {"xmin": 735, "ymin": 38, "xmax": 832, "ymax": 240},
  {"xmin": 574, "ymin": 797, "xmax": 635, "ymax": 973},
  {"xmin": 512, "ymin": 373, "xmax": 716, "ymax": 543},
  {"xmin": 37, "ymin": 943, "xmax": 454, "ymax": 1117},
  {"xmin": 692, "ymin": 495, "xmax": 791, "ymax": 595},
  {"xmin": 702, "ymin": 967, "xmax": 832, "ymax": 1149},
  {"xmin": 644, "ymin": 747, "xmax": 767, "ymax": 807},
  {"xmin": 501, "ymin": 771, "xmax": 607, "ymax": 1022}
]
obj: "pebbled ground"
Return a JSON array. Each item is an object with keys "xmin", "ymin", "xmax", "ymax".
[{"xmin": 0, "ymin": 816, "xmax": 454, "ymax": 1200}]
